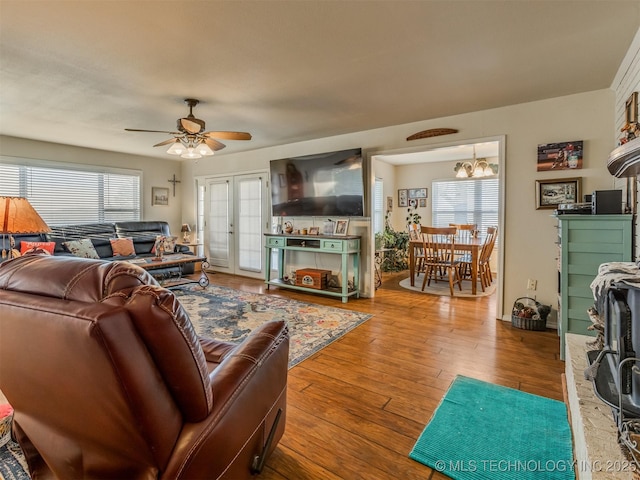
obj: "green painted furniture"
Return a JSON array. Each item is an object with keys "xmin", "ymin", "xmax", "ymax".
[
  {"xmin": 556, "ymin": 214, "xmax": 633, "ymax": 360},
  {"xmin": 264, "ymin": 234, "xmax": 360, "ymax": 303}
]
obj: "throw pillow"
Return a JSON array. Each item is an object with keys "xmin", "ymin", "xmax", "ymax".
[
  {"xmin": 151, "ymin": 235, "xmax": 178, "ymax": 254},
  {"xmin": 63, "ymin": 239, "xmax": 100, "ymax": 259},
  {"xmin": 20, "ymin": 241, "xmax": 56, "ymax": 255},
  {"xmin": 163, "ymin": 235, "xmax": 178, "ymax": 253},
  {"xmin": 110, "ymin": 237, "xmax": 135, "ymax": 256}
]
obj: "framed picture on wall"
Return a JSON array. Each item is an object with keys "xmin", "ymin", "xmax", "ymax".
[
  {"xmin": 398, "ymin": 189, "xmax": 408, "ymax": 207},
  {"xmin": 152, "ymin": 187, "xmax": 169, "ymax": 206},
  {"xmin": 419, "ymin": 198, "xmax": 427, "ymax": 208},
  {"xmin": 535, "ymin": 177, "xmax": 582, "ymax": 209},
  {"xmin": 386, "ymin": 196, "xmax": 393, "ymax": 212},
  {"xmin": 537, "ymin": 141, "xmax": 583, "ymax": 171},
  {"xmin": 408, "ymin": 188, "xmax": 428, "ymax": 199}
]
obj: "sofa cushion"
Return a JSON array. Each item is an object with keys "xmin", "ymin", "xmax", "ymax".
[
  {"xmin": 20, "ymin": 241, "xmax": 56, "ymax": 255},
  {"xmin": 63, "ymin": 239, "xmax": 100, "ymax": 259},
  {"xmin": 110, "ymin": 237, "xmax": 136, "ymax": 257}
]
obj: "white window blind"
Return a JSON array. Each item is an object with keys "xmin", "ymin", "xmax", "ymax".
[
  {"xmin": 0, "ymin": 161, "xmax": 141, "ymax": 225},
  {"xmin": 374, "ymin": 178, "xmax": 384, "ymax": 233},
  {"xmin": 432, "ymin": 178, "xmax": 499, "ymax": 241},
  {"xmin": 237, "ymin": 177, "xmax": 262, "ymax": 272}
]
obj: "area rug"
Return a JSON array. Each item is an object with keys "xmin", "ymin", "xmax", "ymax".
[
  {"xmin": 398, "ymin": 276, "xmax": 495, "ymax": 297},
  {"xmin": 0, "ymin": 440, "xmax": 29, "ymax": 480},
  {"xmin": 173, "ymin": 284, "xmax": 372, "ymax": 367},
  {"xmin": 409, "ymin": 376, "xmax": 574, "ymax": 480}
]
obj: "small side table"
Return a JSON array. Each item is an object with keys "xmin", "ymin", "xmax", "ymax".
[
  {"xmin": 374, "ymin": 248, "xmax": 394, "ymax": 289},
  {"xmin": 177, "ymin": 243, "xmax": 203, "ymax": 255}
]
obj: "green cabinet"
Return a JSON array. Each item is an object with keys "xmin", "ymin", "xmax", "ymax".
[
  {"xmin": 556, "ymin": 214, "xmax": 633, "ymax": 360},
  {"xmin": 264, "ymin": 234, "xmax": 361, "ymax": 303}
]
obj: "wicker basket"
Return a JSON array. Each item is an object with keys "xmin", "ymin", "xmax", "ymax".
[{"xmin": 511, "ymin": 297, "xmax": 551, "ymax": 331}]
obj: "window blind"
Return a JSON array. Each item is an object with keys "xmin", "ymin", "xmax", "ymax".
[
  {"xmin": 432, "ymin": 178, "xmax": 499, "ymax": 241},
  {"xmin": 0, "ymin": 161, "xmax": 141, "ymax": 225},
  {"xmin": 373, "ymin": 178, "xmax": 384, "ymax": 233}
]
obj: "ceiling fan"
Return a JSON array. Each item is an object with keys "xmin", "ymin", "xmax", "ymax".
[{"xmin": 125, "ymin": 98, "xmax": 251, "ymax": 158}]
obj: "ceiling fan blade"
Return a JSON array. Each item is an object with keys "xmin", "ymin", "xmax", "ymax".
[
  {"xmin": 153, "ymin": 138, "xmax": 180, "ymax": 147},
  {"xmin": 125, "ymin": 128, "xmax": 182, "ymax": 134},
  {"xmin": 202, "ymin": 131, "xmax": 252, "ymax": 141},
  {"xmin": 204, "ymin": 138, "xmax": 226, "ymax": 151},
  {"xmin": 180, "ymin": 118, "xmax": 203, "ymax": 135}
]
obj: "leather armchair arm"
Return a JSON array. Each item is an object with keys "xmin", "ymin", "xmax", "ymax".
[{"xmin": 162, "ymin": 320, "xmax": 289, "ymax": 479}]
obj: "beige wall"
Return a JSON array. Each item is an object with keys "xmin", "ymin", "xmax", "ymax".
[
  {"xmin": 0, "ymin": 136, "xmax": 184, "ymax": 235},
  {"xmin": 184, "ymin": 89, "xmax": 618, "ymax": 318}
]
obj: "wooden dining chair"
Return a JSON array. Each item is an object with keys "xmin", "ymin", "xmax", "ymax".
[
  {"xmin": 420, "ymin": 226, "xmax": 462, "ymax": 296},
  {"xmin": 458, "ymin": 226, "xmax": 498, "ymax": 291},
  {"xmin": 408, "ymin": 223, "xmax": 426, "ymax": 276},
  {"xmin": 449, "ymin": 223, "xmax": 477, "ymax": 278}
]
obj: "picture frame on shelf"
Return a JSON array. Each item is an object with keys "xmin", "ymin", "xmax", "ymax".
[
  {"xmin": 322, "ymin": 220, "xmax": 335, "ymax": 235},
  {"xmin": 535, "ymin": 177, "xmax": 582, "ymax": 210},
  {"xmin": 398, "ymin": 189, "xmax": 408, "ymax": 207},
  {"xmin": 151, "ymin": 187, "xmax": 169, "ymax": 206},
  {"xmin": 333, "ymin": 219, "xmax": 349, "ymax": 236},
  {"xmin": 308, "ymin": 226, "xmax": 319, "ymax": 235}
]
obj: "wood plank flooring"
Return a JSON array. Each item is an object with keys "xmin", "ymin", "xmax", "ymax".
[{"xmin": 206, "ymin": 270, "xmax": 565, "ymax": 480}]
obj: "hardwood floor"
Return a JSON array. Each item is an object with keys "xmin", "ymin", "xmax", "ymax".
[{"xmin": 207, "ymin": 270, "xmax": 565, "ymax": 480}]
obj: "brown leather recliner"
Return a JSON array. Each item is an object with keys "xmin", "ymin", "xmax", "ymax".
[{"xmin": 0, "ymin": 255, "xmax": 289, "ymax": 479}]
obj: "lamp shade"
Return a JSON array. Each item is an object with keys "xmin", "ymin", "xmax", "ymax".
[
  {"xmin": 181, "ymin": 224, "xmax": 191, "ymax": 233},
  {"xmin": 0, "ymin": 197, "xmax": 51, "ymax": 234}
]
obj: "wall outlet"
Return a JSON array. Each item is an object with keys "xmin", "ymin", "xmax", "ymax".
[{"xmin": 527, "ymin": 279, "xmax": 537, "ymax": 290}]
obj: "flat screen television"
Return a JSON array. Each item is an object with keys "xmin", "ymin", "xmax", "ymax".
[{"xmin": 270, "ymin": 148, "xmax": 364, "ymax": 217}]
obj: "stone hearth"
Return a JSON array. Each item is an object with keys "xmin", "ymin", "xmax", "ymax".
[{"xmin": 565, "ymin": 333, "xmax": 634, "ymax": 480}]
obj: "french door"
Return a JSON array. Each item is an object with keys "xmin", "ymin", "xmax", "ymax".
[{"xmin": 203, "ymin": 173, "xmax": 268, "ymax": 279}]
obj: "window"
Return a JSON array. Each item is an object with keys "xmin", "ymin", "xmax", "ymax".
[
  {"xmin": 0, "ymin": 159, "xmax": 141, "ymax": 225},
  {"xmin": 373, "ymin": 178, "xmax": 384, "ymax": 233},
  {"xmin": 431, "ymin": 178, "xmax": 499, "ymax": 240}
]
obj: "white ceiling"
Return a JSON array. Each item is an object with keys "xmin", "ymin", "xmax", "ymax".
[{"xmin": 0, "ymin": 1, "xmax": 638, "ymax": 161}]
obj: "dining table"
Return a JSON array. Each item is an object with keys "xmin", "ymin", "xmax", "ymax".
[{"xmin": 409, "ymin": 236, "xmax": 484, "ymax": 295}]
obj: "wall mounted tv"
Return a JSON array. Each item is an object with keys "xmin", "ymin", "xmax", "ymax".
[{"xmin": 270, "ymin": 148, "xmax": 364, "ymax": 217}]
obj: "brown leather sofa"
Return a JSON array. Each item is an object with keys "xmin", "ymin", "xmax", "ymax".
[{"xmin": 0, "ymin": 255, "xmax": 289, "ymax": 479}]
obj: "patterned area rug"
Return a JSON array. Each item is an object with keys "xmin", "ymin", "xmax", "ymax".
[{"xmin": 173, "ymin": 284, "xmax": 372, "ymax": 367}]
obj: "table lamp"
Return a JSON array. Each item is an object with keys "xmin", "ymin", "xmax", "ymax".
[
  {"xmin": 181, "ymin": 223, "xmax": 191, "ymax": 243},
  {"xmin": 0, "ymin": 196, "xmax": 51, "ymax": 259}
]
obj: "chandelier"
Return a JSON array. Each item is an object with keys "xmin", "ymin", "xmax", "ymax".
[
  {"xmin": 166, "ymin": 137, "xmax": 215, "ymax": 159},
  {"xmin": 454, "ymin": 146, "xmax": 498, "ymax": 178}
]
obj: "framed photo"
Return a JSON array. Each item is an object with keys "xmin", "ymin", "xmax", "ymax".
[
  {"xmin": 333, "ymin": 219, "xmax": 349, "ymax": 236},
  {"xmin": 626, "ymin": 92, "xmax": 638, "ymax": 125},
  {"xmin": 408, "ymin": 188, "xmax": 428, "ymax": 199},
  {"xmin": 322, "ymin": 220, "xmax": 335, "ymax": 235},
  {"xmin": 419, "ymin": 198, "xmax": 427, "ymax": 208},
  {"xmin": 537, "ymin": 140, "xmax": 583, "ymax": 171},
  {"xmin": 386, "ymin": 196, "xmax": 393, "ymax": 212},
  {"xmin": 409, "ymin": 198, "xmax": 417, "ymax": 208},
  {"xmin": 398, "ymin": 189, "xmax": 408, "ymax": 207},
  {"xmin": 535, "ymin": 177, "xmax": 582, "ymax": 210},
  {"xmin": 151, "ymin": 187, "xmax": 169, "ymax": 206},
  {"xmin": 308, "ymin": 226, "xmax": 319, "ymax": 235}
]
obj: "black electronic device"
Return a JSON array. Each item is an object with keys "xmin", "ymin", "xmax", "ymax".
[
  {"xmin": 591, "ymin": 189, "xmax": 622, "ymax": 214},
  {"xmin": 270, "ymin": 148, "xmax": 364, "ymax": 217}
]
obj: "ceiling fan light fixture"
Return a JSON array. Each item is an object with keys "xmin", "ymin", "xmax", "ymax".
[
  {"xmin": 180, "ymin": 147, "xmax": 202, "ymax": 159},
  {"xmin": 166, "ymin": 140, "xmax": 186, "ymax": 156},
  {"xmin": 195, "ymin": 142, "xmax": 214, "ymax": 156}
]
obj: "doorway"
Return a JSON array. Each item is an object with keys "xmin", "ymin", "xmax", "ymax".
[
  {"xmin": 200, "ymin": 172, "xmax": 269, "ymax": 279},
  {"xmin": 371, "ymin": 136, "xmax": 505, "ymax": 318}
]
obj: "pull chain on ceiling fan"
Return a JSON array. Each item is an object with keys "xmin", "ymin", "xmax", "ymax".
[{"xmin": 125, "ymin": 98, "xmax": 251, "ymax": 159}]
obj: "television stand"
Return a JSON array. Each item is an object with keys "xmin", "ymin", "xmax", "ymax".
[{"xmin": 264, "ymin": 233, "xmax": 360, "ymax": 303}]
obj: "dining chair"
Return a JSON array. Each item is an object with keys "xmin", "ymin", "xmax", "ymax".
[
  {"xmin": 449, "ymin": 223, "xmax": 477, "ymax": 278},
  {"xmin": 420, "ymin": 226, "xmax": 462, "ymax": 296},
  {"xmin": 408, "ymin": 223, "xmax": 426, "ymax": 276},
  {"xmin": 458, "ymin": 226, "xmax": 498, "ymax": 291}
]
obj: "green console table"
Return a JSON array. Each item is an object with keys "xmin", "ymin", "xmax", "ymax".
[
  {"xmin": 555, "ymin": 214, "xmax": 633, "ymax": 360},
  {"xmin": 264, "ymin": 233, "xmax": 361, "ymax": 303}
]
